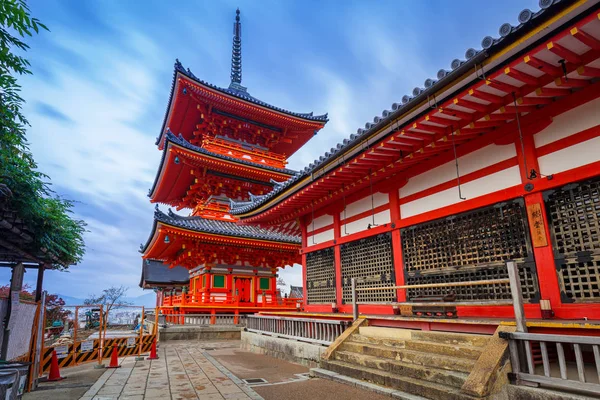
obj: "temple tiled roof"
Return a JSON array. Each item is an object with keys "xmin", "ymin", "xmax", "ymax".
[
  {"xmin": 139, "ymin": 259, "xmax": 189, "ymax": 288},
  {"xmin": 157, "ymin": 60, "xmax": 328, "ymax": 145},
  {"xmin": 150, "ymin": 207, "xmax": 301, "ymax": 244},
  {"xmin": 229, "ymin": 0, "xmax": 570, "ymax": 216},
  {"xmin": 148, "ymin": 131, "xmax": 296, "ymax": 198}
]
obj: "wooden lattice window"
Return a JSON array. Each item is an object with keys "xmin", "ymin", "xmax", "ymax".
[
  {"xmin": 306, "ymin": 248, "xmax": 336, "ymax": 304},
  {"xmin": 340, "ymin": 232, "xmax": 395, "ymax": 304}
]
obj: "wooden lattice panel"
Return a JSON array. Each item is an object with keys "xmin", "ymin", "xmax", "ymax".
[
  {"xmin": 545, "ymin": 177, "xmax": 600, "ymax": 302},
  {"xmin": 556, "ymin": 256, "xmax": 600, "ymax": 302},
  {"xmin": 340, "ymin": 232, "xmax": 395, "ymax": 303},
  {"xmin": 405, "ymin": 262, "xmax": 539, "ymax": 301},
  {"xmin": 306, "ymin": 248, "xmax": 336, "ymax": 304},
  {"xmin": 401, "ymin": 200, "xmax": 539, "ymax": 302},
  {"xmin": 545, "ymin": 179, "xmax": 600, "ymax": 258},
  {"xmin": 401, "ymin": 200, "xmax": 530, "ymax": 271}
]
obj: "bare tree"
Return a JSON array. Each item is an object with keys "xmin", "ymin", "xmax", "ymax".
[{"xmin": 84, "ymin": 285, "xmax": 131, "ymax": 316}]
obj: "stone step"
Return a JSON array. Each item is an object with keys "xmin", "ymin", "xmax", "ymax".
[
  {"xmin": 321, "ymin": 359, "xmax": 479, "ymax": 400},
  {"xmin": 351, "ymin": 333, "xmax": 485, "ymax": 359},
  {"xmin": 334, "ymin": 350, "xmax": 468, "ymax": 388},
  {"xmin": 405, "ymin": 339, "xmax": 482, "ymax": 360},
  {"xmin": 346, "ymin": 335, "xmax": 482, "ymax": 360},
  {"xmin": 410, "ymin": 330, "xmax": 490, "ymax": 348},
  {"xmin": 358, "ymin": 326, "xmax": 489, "ymax": 348},
  {"xmin": 339, "ymin": 341, "xmax": 476, "ymax": 373}
]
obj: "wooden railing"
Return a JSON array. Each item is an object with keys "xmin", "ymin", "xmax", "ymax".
[
  {"xmin": 246, "ymin": 315, "xmax": 351, "ymax": 346},
  {"xmin": 500, "ymin": 331, "xmax": 600, "ymax": 395},
  {"xmin": 162, "ymin": 293, "xmax": 302, "ymax": 309}
]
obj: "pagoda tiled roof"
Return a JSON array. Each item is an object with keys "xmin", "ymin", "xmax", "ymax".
[
  {"xmin": 148, "ymin": 207, "xmax": 301, "ymax": 245},
  {"xmin": 157, "ymin": 60, "xmax": 328, "ymax": 146},
  {"xmin": 139, "ymin": 259, "xmax": 189, "ymax": 288},
  {"xmin": 229, "ymin": 0, "xmax": 570, "ymax": 216},
  {"xmin": 148, "ymin": 131, "xmax": 296, "ymax": 198}
]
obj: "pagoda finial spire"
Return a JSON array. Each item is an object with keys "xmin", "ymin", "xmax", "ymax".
[{"xmin": 229, "ymin": 8, "xmax": 247, "ymax": 93}]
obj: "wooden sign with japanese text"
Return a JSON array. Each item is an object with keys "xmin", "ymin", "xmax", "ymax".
[{"xmin": 527, "ymin": 203, "xmax": 548, "ymax": 247}]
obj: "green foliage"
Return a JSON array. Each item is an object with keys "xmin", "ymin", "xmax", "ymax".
[{"xmin": 0, "ymin": 0, "xmax": 85, "ymax": 268}]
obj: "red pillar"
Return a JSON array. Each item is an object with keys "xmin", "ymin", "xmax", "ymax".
[
  {"xmin": 333, "ymin": 212, "xmax": 343, "ymax": 307},
  {"xmin": 516, "ymin": 132, "xmax": 561, "ymax": 312},
  {"xmin": 389, "ymin": 191, "xmax": 406, "ymax": 302},
  {"xmin": 524, "ymin": 192, "xmax": 562, "ymax": 308},
  {"xmin": 300, "ymin": 217, "xmax": 308, "ymax": 302}
]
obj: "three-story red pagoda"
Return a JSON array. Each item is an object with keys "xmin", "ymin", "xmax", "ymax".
[{"xmin": 140, "ymin": 9, "xmax": 328, "ymax": 319}]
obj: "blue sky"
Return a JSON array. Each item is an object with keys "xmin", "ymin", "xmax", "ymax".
[{"xmin": 5, "ymin": 0, "xmax": 540, "ymax": 299}]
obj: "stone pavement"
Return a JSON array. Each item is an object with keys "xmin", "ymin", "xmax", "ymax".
[{"xmin": 80, "ymin": 341, "xmax": 260, "ymax": 400}]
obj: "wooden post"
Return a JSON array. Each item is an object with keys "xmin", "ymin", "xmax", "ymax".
[
  {"xmin": 507, "ymin": 261, "xmax": 527, "ymax": 333},
  {"xmin": 210, "ymin": 309, "xmax": 216, "ymax": 325},
  {"xmin": 35, "ymin": 264, "xmax": 45, "ymax": 302},
  {"xmin": 351, "ymin": 278, "xmax": 358, "ymax": 321},
  {"xmin": 507, "ymin": 260, "xmax": 534, "ymax": 374}
]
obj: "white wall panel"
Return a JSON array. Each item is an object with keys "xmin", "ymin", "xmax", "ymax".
[
  {"xmin": 534, "ymin": 97, "xmax": 600, "ymax": 148},
  {"xmin": 400, "ymin": 166, "xmax": 521, "ymax": 218},
  {"xmin": 341, "ymin": 210, "xmax": 391, "ymax": 236},
  {"xmin": 307, "ymin": 229, "xmax": 334, "ymax": 245},
  {"xmin": 340, "ymin": 192, "xmax": 388, "ymax": 219},
  {"xmin": 306, "ymin": 214, "xmax": 333, "ymax": 233},
  {"xmin": 538, "ymin": 136, "xmax": 600, "ymax": 175},
  {"xmin": 400, "ymin": 144, "xmax": 517, "ymax": 198}
]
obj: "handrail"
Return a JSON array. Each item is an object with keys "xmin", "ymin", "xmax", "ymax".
[
  {"xmin": 350, "ymin": 262, "xmax": 520, "ymax": 321},
  {"xmin": 354, "ymin": 278, "xmax": 510, "ymax": 292}
]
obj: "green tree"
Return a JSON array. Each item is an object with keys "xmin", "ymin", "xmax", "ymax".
[{"xmin": 0, "ymin": 0, "xmax": 85, "ymax": 268}]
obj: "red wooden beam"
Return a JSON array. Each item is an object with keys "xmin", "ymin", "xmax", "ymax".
[
  {"xmin": 535, "ymin": 87, "xmax": 571, "ymax": 97},
  {"xmin": 412, "ymin": 122, "xmax": 447, "ymax": 135},
  {"xmin": 504, "ymin": 67, "xmax": 540, "ymax": 85},
  {"xmin": 439, "ymin": 107, "xmax": 476, "ymax": 122},
  {"xmin": 485, "ymin": 79, "xmax": 520, "ymax": 94},
  {"xmin": 547, "ymin": 41, "xmax": 582, "ymax": 64},
  {"xmin": 576, "ymin": 65, "xmax": 600, "ymax": 77},
  {"xmin": 523, "ymin": 55, "xmax": 562, "ymax": 77},
  {"xmin": 424, "ymin": 115, "xmax": 455, "ymax": 126},
  {"xmin": 554, "ymin": 76, "xmax": 590, "ymax": 88},
  {"xmin": 453, "ymin": 98, "xmax": 488, "ymax": 112},
  {"xmin": 468, "ymin": 89, "xmax": 504, "ymax": 104},
  {"xmin": 517, "ymin": 96, "xmax": 553, "ymax": 105},
  {"xmin": 570, "ymin": 27, "xmax": 600, "ymax": 51}
]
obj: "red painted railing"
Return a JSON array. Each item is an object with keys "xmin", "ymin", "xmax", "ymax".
[{"xmin": 162, "ymin": 293, "xmax": 302, "ymax": 309}]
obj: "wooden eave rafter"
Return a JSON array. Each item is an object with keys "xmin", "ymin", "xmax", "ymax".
[
  {"xmin": 151, "ymin": 141, "xmax": 293, "ymax": 206},
  {"xmin": 235, "ymin": 10, "xmax": 600, "ymax": 225}
]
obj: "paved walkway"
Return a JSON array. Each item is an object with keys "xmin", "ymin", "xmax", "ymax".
[{"xmin": 80, "ymin": 341, "xmax": 260, "ymax": 400}]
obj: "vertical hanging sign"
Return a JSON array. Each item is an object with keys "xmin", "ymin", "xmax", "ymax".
[{"xmin": 527, "ymin": 203, "xmax": 548, "ymax": 247}]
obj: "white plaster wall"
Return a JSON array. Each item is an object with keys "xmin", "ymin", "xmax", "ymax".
[
  {"xmin": 340, "ymin": 192, "xmax": 388, "ymax": 219},
  {"xmin": 400, "ymin": 166, "xmax": 521, "ymax": 218},
  {"xmin": 307, "ymin": 229, "xmax": 335, "ymax": 245},
  {"xmin": 306, "ymin": 214, "xmax": 333, "ymax": 233},
  {"xmin": 534, "ymin": 97, "xmax": 600, "ymax": 148},
  {"xmin": 341, "ymin": 210, "xmax": 391, "ymax": 236},
  {"xmin": 538, "ymin": 135, "xmax": 600, "ymax": 175},
  {"xmin": 400, "ymin": 143, "xmax": 517, "ymax": 198}
]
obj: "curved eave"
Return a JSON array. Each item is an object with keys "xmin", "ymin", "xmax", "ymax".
[
  {"xmin": 232, "ymin": 3, "xmax": 600, "ymax": 223},
  {"xmin": 157, "ymin": 66, "xmax": 328, "ymax": 154},
  {"xmin": 149, "ymin": 137, "xmax": 296, "ymax": 204},
  {"xmin": 141, "ymin": 221, "xmax": 301, "ymax": 262}
]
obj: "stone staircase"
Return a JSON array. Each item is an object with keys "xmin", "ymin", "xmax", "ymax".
[{"xmin": 318, "ymin": 326, "xmax": 493, "ymax": 400}]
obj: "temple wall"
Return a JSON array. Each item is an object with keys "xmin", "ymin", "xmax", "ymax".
[
  {"xmin": 340, "ymin": 192, "xmax": 389, "ymax": 236},
  {"xmin": 307, "ymin": 214, "xmax": 334, "ymax": 245},
  {"xmin": 399, "ymin": 144, "xmax": 520, "ymax": 218},
  {"xmin": 535, "ymin": 98, "xmax": 600, "ymax": 176}
]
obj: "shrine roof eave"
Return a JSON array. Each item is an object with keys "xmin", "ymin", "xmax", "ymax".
[
  {"xmin": 148, "ymin": 131, "xmax": 297, "ymax": 202},
  {"xmin": 140, "ymin": 207, "xmax": 301, "ymax": 258},
  {"xmin": 139, "ymin": 259, "xmax": 190, "ymax": 289},
  {"xmin": 156, "ymin": 60, "xmax": 328, "ymax": 149},
  {"xmin": 229, "ymin": 1, "xmax": 600, "ymax": 223}
]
